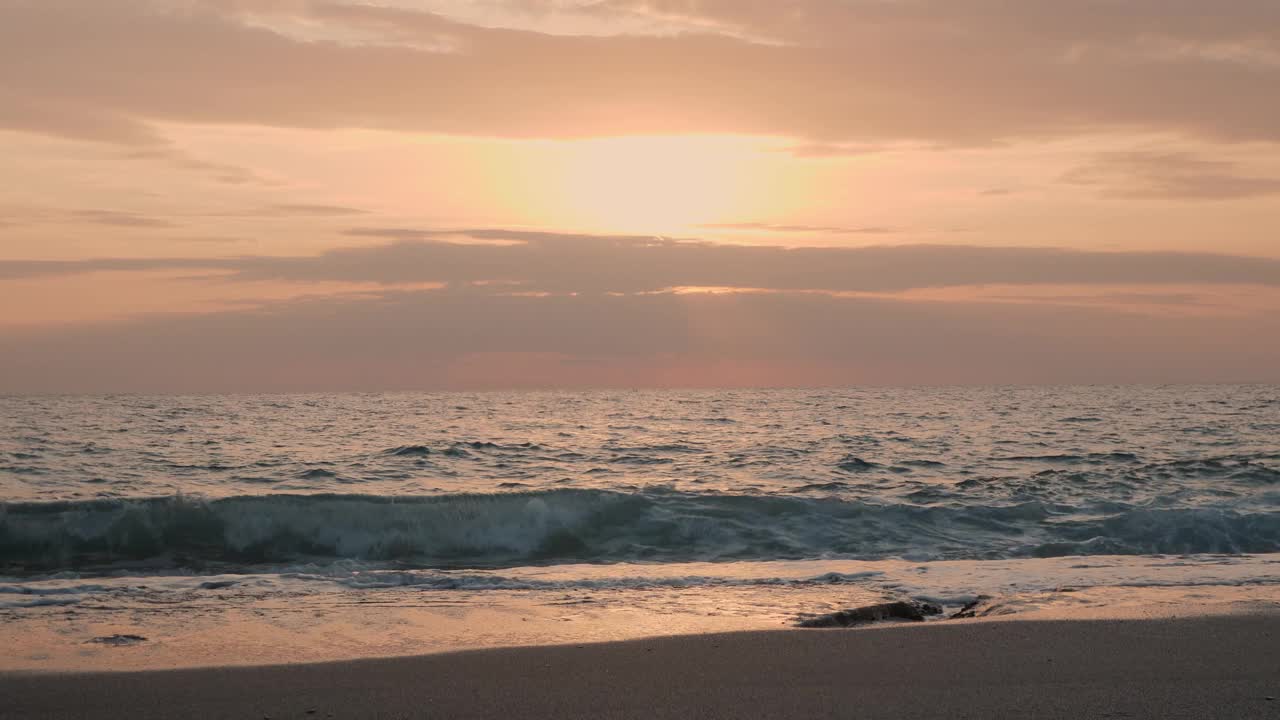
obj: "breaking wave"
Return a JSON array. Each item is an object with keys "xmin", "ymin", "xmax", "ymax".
[{"xmin": 2, "ymin": 489, "xmax": 1277, "ymax": 573}]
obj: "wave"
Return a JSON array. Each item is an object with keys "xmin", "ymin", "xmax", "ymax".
[
  {"xmin": 999, "ymin": 452, "xmax": 1140, "ymax": 464},
  {"xmin": 836, "ymin": 456, "xmax": 879, "ymax": 472},
  {"xmin": 1, "ymin": 490, "xmax": 1277, "ymax": 573},
  {"xmin": 382, "ymin": 445, "xmax": 432, "ymax": 457},
  {"xmin": 301, "ymin": 569, "xmax": 888, "ymax": 592}
]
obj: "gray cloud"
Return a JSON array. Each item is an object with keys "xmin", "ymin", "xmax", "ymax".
[
  {"xmin": 4, "ymin": 230, "xmax": 1279, "ymax": 293},
  {"xmin": 225, "ymin": 231, "xmax": 1280, "ymax": 293},
  {"xmin": 2, "ymin": 286, "xmax": 1275, "ymax": 393},
  {"xmin": 3, "ymin": 1, "xmax": 1280, "ymax": 145},
  {"xmin": 1063, "ymin": 151, "xmax": 1280, "ymax": 200}
]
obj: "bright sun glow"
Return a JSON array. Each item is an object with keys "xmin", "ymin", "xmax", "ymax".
[{"xmin": 549, "ymin": 135, "xmax": 769, "ymax": 233}]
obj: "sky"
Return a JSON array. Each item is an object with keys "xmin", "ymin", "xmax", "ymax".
[{"xmin": 2, "ymin": 0, "xmax": 1279, "ymax": 392}]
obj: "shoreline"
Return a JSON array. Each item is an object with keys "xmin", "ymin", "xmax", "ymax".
[
  {"xmin": 3, "ymin": 556, "xmax": 1277, "ymax": 674},
  {"xmin": 4, "ymin": 612, "xmax": 1278, "ymax": 719}
]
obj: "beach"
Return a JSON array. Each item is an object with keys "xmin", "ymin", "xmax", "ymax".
[
  {"xmin": 3, "ymin": 388, "xmax": 1278, "ymax": 716},
  {"xmin": 4, "ymin": 613, "xmax": 1277, "ymax": 719}
]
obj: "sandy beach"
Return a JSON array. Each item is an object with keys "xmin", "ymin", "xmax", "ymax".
[{"xmin": 4, "ymin": 613, "xmax": 1277, "ymax": 719}]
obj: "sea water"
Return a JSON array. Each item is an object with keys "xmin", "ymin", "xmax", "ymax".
[{"xmin": 2, "ymin": 386, "xmax": 1277, "ymax": 669}]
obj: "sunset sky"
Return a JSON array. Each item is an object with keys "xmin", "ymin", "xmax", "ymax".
[{"xmin": 2, "ymin": 0, "xmax": 1279, "ymax": 392}]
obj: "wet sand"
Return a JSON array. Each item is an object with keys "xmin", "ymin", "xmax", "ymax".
[{"xmin": 3, "ymin": 614, "xmax": 1277, "ymax": 719}]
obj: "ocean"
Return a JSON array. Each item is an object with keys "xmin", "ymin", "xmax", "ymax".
[{"xmin": 2, "ymin": 385, "xmax": 1278, "ymax": 669}]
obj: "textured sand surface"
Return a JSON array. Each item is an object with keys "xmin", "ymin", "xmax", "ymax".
[{"xmin": 3, "ymin": 615, "xmax": 1278, "ymax": 719}]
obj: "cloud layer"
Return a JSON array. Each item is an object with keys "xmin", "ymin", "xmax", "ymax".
[
  {"xmin": 3, "ymin": 283, "xmax": 1276, "ymax": 393},
  {"xmin": 1063, "ymin": 151, "xmax": 1280, "ymax": 200},
  {"xmin": 2, "ymin": 231, "xmax": 1277, "ymax": 391},
  {"xmin": 3, "ymin": 0, "xmax": 1280, "ymax": 146},
  {"xmin": 5, "ymin": 231, "xmax": 1279, "ymax": 293}
]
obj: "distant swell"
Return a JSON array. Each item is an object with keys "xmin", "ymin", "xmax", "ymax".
[
  {"xmin": 2, "ymin": 490, "xmax": 1277, "ymax": 573},
  {"xmin": 383, "ymin": 445, "xmax": 432, "ymax": 457}
]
